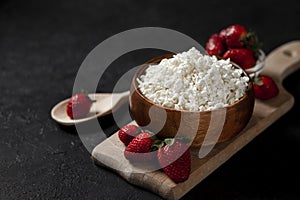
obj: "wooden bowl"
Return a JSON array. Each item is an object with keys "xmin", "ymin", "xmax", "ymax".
[{"xmin": 129, "ymin": 54, "xmax": 255, "ymax": 147}]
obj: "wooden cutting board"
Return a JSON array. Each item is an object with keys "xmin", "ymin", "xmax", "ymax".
[{"xmin": 92, "ymin": 41, "xmax": 300, "ymax": 200}]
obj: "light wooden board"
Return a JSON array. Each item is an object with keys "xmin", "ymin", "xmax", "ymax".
[{"xmin": 92, "ymin": 41, "xmax": 300, "ymax": 200}]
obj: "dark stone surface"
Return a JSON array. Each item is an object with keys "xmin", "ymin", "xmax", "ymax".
[{"xmin": 0, "ymin": 0, "xmax": 300, "ymax": 199}]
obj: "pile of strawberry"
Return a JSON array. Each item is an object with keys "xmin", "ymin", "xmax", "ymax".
[
  {"xmin": 118, "ymin": 124, "xmax": 191, "ymax": 183},
  {"xmin": 206, "ymin": 24, "xmax": 279, "ymax": 100},
  {"xmin": 206, "ymin": 24, "xmax": 260, "ymax": 70}
]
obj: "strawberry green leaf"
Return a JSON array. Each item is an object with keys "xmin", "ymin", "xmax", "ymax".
[
  {"xmin": 151, "ymin": 139, "xmax": 164, "ymax": 150},
  {"xmin": 164, "ymin": 138, "xmax": 175, "ymax": 146},
  {"xmin": 254, "ymin": 77, "xmax": 264, "ymax": 86},
  {"xmin": 245, "ymin": 30, "xmax": 262, "ymax": 60}
]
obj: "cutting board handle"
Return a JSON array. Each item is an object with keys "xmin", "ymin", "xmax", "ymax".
[{"xmin": 262, "ymin": 40, "xmax": 300, "ymax": 82}]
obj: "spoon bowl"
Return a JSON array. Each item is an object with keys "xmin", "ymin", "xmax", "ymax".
[{"xmin": 51, "ymin": 91, "xmax": 130, "ymax": 126}]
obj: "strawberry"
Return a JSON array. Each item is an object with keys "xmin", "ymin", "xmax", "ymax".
[
  {"xmin": 124, "ymin": 132, "xmax": 155, "ymax": 163},
  {"xmin": 223, "ymin": 48, "xmax": 256, "ymax": 69},
  {"xmin": 118, "ymin": 125, "xmax": 141, "ymax": 145},
  {"xmin": 157, "ymin": 138, "xmax": 191, "ymax": 183},
  {"xmin": 223, "ymin": 24, "xmax": 248, "ymax": 48},
  {"xmin": 219, "ymin": 28, "xmax": 227, "ymax": 42},
  {"xmin": 66, "ymin": 93, "xmax": 93, "ymax": 119},
  {"xmin": 206, "ymin": 34, "xmax": 226, "ymax": 57},
  {"xmin": 253, "ymin": 75, "xmax": 279, "ymax": 100}
]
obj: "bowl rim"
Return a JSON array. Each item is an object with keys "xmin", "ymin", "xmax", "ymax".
[
  {"xmin": 244, "ymin": 49, "xmax": 266, "ymax": 74},
  {"xmin": 131, "ymin": 54, "xmax": 254, "ymax": 114}
]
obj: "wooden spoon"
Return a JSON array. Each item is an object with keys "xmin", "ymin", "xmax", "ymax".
[{"xmin": 51, "ymin": 91, "xmax": 130, "ymax": 126}]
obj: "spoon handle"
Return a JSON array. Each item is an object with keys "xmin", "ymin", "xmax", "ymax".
[
  {"xmin": 111, "ymin": 91, "xmax": 130, "ymax": 111},
  {"xmin": 118, "ymin": 90, "xmax": 130, "ymax": 98},
  {"xmin": 92, "ymin": 91, "xmax": 130, "ymax": 117}
]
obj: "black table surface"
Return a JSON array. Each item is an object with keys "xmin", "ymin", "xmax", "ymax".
[{"xmin": 1, "ymin": 0, "xmax": 300, "ymax": 199}]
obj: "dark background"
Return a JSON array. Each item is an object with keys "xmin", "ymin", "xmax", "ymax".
[{"xmin": 1, "ymin": 0, "xmax": 300, "ymax": 199}]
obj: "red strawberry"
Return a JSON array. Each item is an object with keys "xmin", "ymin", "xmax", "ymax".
[
  {"xmin": 223, "ymin": 24, "xmax": 248, "ymax": 48},
  {"xmin": 157, "ymin": 139, "xmax": 191, "ymax": 183},
  {"xmin": 253, "ymin": 75, "xmax": 279, "ymax": 100},
  {"xmin": 223, "ymin": 48, "xmax": 256, "ymax": 69},
  {"xmin": 206, "ymin": 34, "xmax": 226, "ymax": 57},
  {"xmin": 124, "ymin": 132, "xmax": 155, "ymax": 163},
  {"xmin": 66, "ymin": 94, "xmax": 93, "ymax": 119},
  {"xmin": 118, "ymin": 125, "xmax": 141, "ymax": 145}
]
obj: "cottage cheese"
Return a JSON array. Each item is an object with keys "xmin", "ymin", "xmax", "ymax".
[{"xmin": 137, "ymin": 47, "xmax": 249, "ymax": 111}]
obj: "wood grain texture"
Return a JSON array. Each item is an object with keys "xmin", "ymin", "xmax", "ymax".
[{"xmin": 92, "ymin": 41, "xmax": 300, "ymax": 200}]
